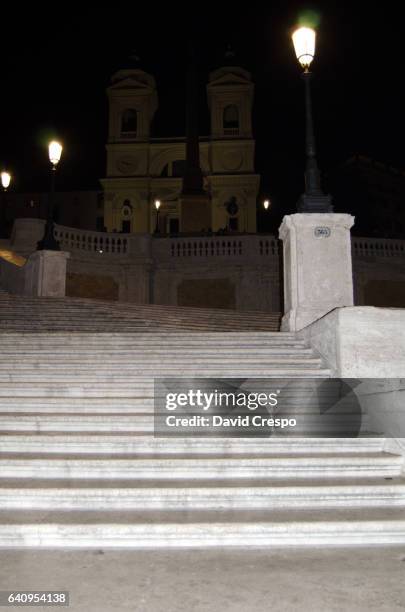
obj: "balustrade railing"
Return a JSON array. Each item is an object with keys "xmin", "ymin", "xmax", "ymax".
[
  {"xmin": 54, "ymin": 226, "xmax": 128, "ymax": 255},
  {"xmin": 352, "ymin": 237, "xmax": 405, "ymax": 258},
  {"xmin": 165, "ymin": 236, "xmax": 280, "ymax": 259},
  {"xmin": 46, "ymin": 224, "xmax": 405, "ymax": 263}
]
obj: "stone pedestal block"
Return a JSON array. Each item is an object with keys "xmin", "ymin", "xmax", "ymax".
[
  {"xmin": 25, "ymin": 250, "xmax": 70, "ymax": 297},
  {"xmin": 279, "ymin": 213, "xmax": 355, "ymax": 331},
  {"xmin": 180, "ymin": 194, "xmax": 211, "ymax": 233}
]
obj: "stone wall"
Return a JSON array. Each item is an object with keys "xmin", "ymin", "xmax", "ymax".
[
  {"xmin": 5, "ymin": 218, "xmax": 405, "ymax": 312},
  {"xmin": 66, "ymin": 273, "xmax": 119, "ymax": 301}
]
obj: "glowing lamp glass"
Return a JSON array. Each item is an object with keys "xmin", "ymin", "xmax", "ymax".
[
  {"xmin": 292, "ymin": 27, "xmax": 316, "ymax": 69},
  {"xmin": 1, "ymin": 172, "xmax": 11, "ymax": 189},
  {"xmin": 49, "ymin": 141, "xmax": 63, "ymax": 166},
  {"xmin": 155, "ymin": 200, "xmax": 161, "ymax": 210}
]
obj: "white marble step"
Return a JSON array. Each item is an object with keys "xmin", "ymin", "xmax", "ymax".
[
  {"xmin": 0, "ymin": 380, "xmax": 339, "ymax": 400},
  {"xmin": 0, "ymin": 435, "xmax": 384, "ymax": 454},
  {"xmin": 0, "ymin": 371, "xmax": 332, "ymax": 388},
  {"xmin": 0, "ymin": 357, "xmax": 324, "ymax": 368},
  {"xmin": 0, "ymin": 414, "xmax": 368, "ymax": 433},
  {"xmin": 0, "ymin": 452, "xmax": 400, "ymax": 479},
  {"xmin": 0, "ymin": 330, "xmax": 292, "ymax": 337},
  {"xmin": 0, "ymin": 346, "xmax": 315, "ymax": 356},
  {"xmin": 0, "ymin": 338, "xmax": 300, "ymax": 348},
  {"xmin": 0, "ymin": 354, "xmax": 319, "ymax": 365},
  {"xmin": 0, "ymin": 367, "xmax": 326, "ymax": 381},
  {"xmin": 0, "ymin": 478, "xmax": 403, "ymax": 511},
  {"xmin": 0, "ymin": 508, "xmax": 404, "ymax": 547},
  {"xmin": 0, "ymin": 399, "xmax": 357, "ymax": 413}
]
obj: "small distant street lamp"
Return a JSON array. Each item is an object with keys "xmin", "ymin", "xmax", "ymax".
[
  {"xmin": 292, "ymin": 26, "xmax": 332, "ymax": 213},
  {"xmin": 1, "ymin": 172, "xmax": 11, "ymax": 191},
  {"xmin": 37, "ymin": 140, "xmax": 63, "ymax": 250},
  {"xmin": 263, "ymin": 199, "xmax": 270, "ymax": 210},
  {"xmin": 154, "ymin": 199, "xmax": 161, "ymax": 234},
  {"xmin": 1, "ymin": 171, "xmax": 11, "ymax": 238}
]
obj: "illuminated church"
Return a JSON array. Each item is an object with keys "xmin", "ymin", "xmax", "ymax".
[{"xmin": 101, "ymin": 58, "xmax": 260, "ymax": 235}]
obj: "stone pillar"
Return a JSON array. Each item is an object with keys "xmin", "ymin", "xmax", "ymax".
[
  {"xmin": 24, "ymin": 250, "xmax": 70, "ymax": 297},
  {"xmin": 279, "ymin": 213, "xmax": 355, "ymax": 332}
]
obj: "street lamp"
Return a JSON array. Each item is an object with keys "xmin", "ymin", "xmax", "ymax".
[
  {"xmin": 1, "ymin": 171, "xmax": 11, "ymax": 238},
  {"xmin": 37, "ymin": 140, "xmax": 63, "ymax": 250},
  {"xmin": 1, "ymin": 172, "xmax": 11, "ymax": 191},
  {"xmin": 292, "ymin": 26, "xmax": 332, "ymax": 213},
  {"xmin": 154, "ymin": 199, "xmax": 161, "ymax": 234},
  {"xmin": 263, "ymin": 199, "xmax": 270, "ymax": 210}
]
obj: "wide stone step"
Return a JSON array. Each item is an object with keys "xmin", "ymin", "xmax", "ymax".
[
  {"xmin": 0, "ymin": 383, "xmax": 155, "ymax": 398},
  {"xmin": 0, "ymin": 300, "xmax": 281, "ymax": 318},
  {"xmin": 0, "ymin": 435, "xmax": 384, "ymax": 454},
  {"xmin": 0, "ymin": 452, "xmax": 399, "ymax": 479},
  {"xmin": 0, "ymin": 370, "xmax": 332, "ymax": 386},
  {"xmin": 0, "ymin": 478, "xmax": 403, "ymax": 511},
  {"xmin": 0, "ymin": 337, "xmax": 300, "ymax": 347},
  {"xmin": 0, "ymin": 347, "xmax": 320, "ymax": 360},
  {"xmin": 0, "ymin": 348, "xmax": 316, "ymax": 358},
  {"xmin": 0, "ymin": 398, "xmax": 360, "ymax": 414},
  {"xmin": 0, "ymin": 322, "xmax": 282, "ymax": 330},
  {"xmin": 0, "ymin": 330, "xmax": 294, "ymax": 339},
  {"xmin": 0, "ymin": 351, "xmax": 322, "ymax": 373},
  {"xmin": 0, "ymin": 377, "xmax": 343, "ymax": 398},
  {"xmin": 0, "ymin": 341, "xmax": 306, "ymax": 350},
  {"xmin": 0, "ymin": 413, "xmax": 370, "ymax": 433},
  {"xmin": 0, "ymin": 508, "xmax": 404, "ymax": 548},
  {"xmin": 0, "ymin": 328, "xmax": 289, "ymax": 335}
]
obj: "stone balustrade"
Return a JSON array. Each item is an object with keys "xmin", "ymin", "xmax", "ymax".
[
  {"xmin": 352, "ymin": 237, "xmax": 405, "ymax": 258},
  {"xmin": 153, "ymin": 235, "xmax": 280, "ymax": 262},
  {"xmin": 10, "ymin": 219, "xmax": 405, "ymax": 263},
  {"xmin": 54, "ymin": 226, "xmax": 129, "ymax": 255}
]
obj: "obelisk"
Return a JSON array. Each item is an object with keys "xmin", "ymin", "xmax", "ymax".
[{"xmin": 180, "ymin": 45, "xmax": 211, "ymax": 233}]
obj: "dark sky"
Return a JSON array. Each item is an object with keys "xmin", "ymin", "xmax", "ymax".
[{"xmin": 1, "ymin": 1, "xmax": 404, "ymax": 229}]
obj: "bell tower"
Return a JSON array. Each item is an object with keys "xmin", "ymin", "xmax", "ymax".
[
  {"xmin": 101, "ymin": 60, "xmax": 158, "ymax": 233},
  {"xmin": 207, "ymin": 62, "xmax": 253, "ymax": 139},
  {"xmin": 207, "ymin": 56, "xmax": 259, "ymax": 232}
]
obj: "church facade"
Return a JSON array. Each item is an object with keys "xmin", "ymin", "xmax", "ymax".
[{"xmin": 100, "ymin": 64, "xmax": 260, "ymax": 235}]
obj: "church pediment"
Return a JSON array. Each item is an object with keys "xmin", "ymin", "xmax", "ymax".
[
  {"xmin": 209, "ymin": 75, "xmax": 251, "ymax": 89},
  {"xmin": 108, "ymin": 77, "xmax": 154, "ymax": 93},
  {"xmin": 208, "ymin": 68, "xmax": 252, "ymax": 88}
]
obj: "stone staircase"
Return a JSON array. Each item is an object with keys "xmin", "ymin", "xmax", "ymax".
[
  {"xmin": 0, "ymin": 293, "xmax": 404, "ymax": 548},
  {"xmin": 0, "ymin": 293, "xmax": 281, "ymax": 332}
]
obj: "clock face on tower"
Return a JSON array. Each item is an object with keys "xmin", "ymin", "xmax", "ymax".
[{"xmin": 116, "ymin": 156, "xmax": 138, "ymax": 175}]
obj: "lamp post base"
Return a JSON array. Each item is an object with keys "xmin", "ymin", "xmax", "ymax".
[
  {"xmin": 297, "ymin": 193, "xmax": 333, "ymax": 213},
  {"xmin": 37, "ymin": 221, "xmax": 60, "ymax": 251},
  {"xmin": 279, "ymin": 213, "xmax": 355, "ymax": 331}
]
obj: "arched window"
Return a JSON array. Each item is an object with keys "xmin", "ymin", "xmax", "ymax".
[
  {"xmin": 121, "ymin": 109, "xmax": 137, "ymax": 135},
  {"xmin": 223, "ymin": 105, "xmax": 239, "ymax": 134}
]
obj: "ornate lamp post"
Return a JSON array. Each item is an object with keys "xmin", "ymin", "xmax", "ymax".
[
  {"xmin": 292, "ymin": 26, "xmax": 332, "ymax": 213},
  {"xmin": 37, "ymin": 141, "xmax": 63, "ymax": 250},
  {"xmin": 154, "ymin": 199, "xmax": 161, "ymax": 234},
  {"xmin": 1, "ymin": 172, "xmax": 11, "ymax": 238}
]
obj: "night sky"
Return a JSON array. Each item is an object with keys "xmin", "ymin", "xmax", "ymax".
[{"xmin": 1, "ymin": 2, "xmax": 404, "ymax": 231}]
